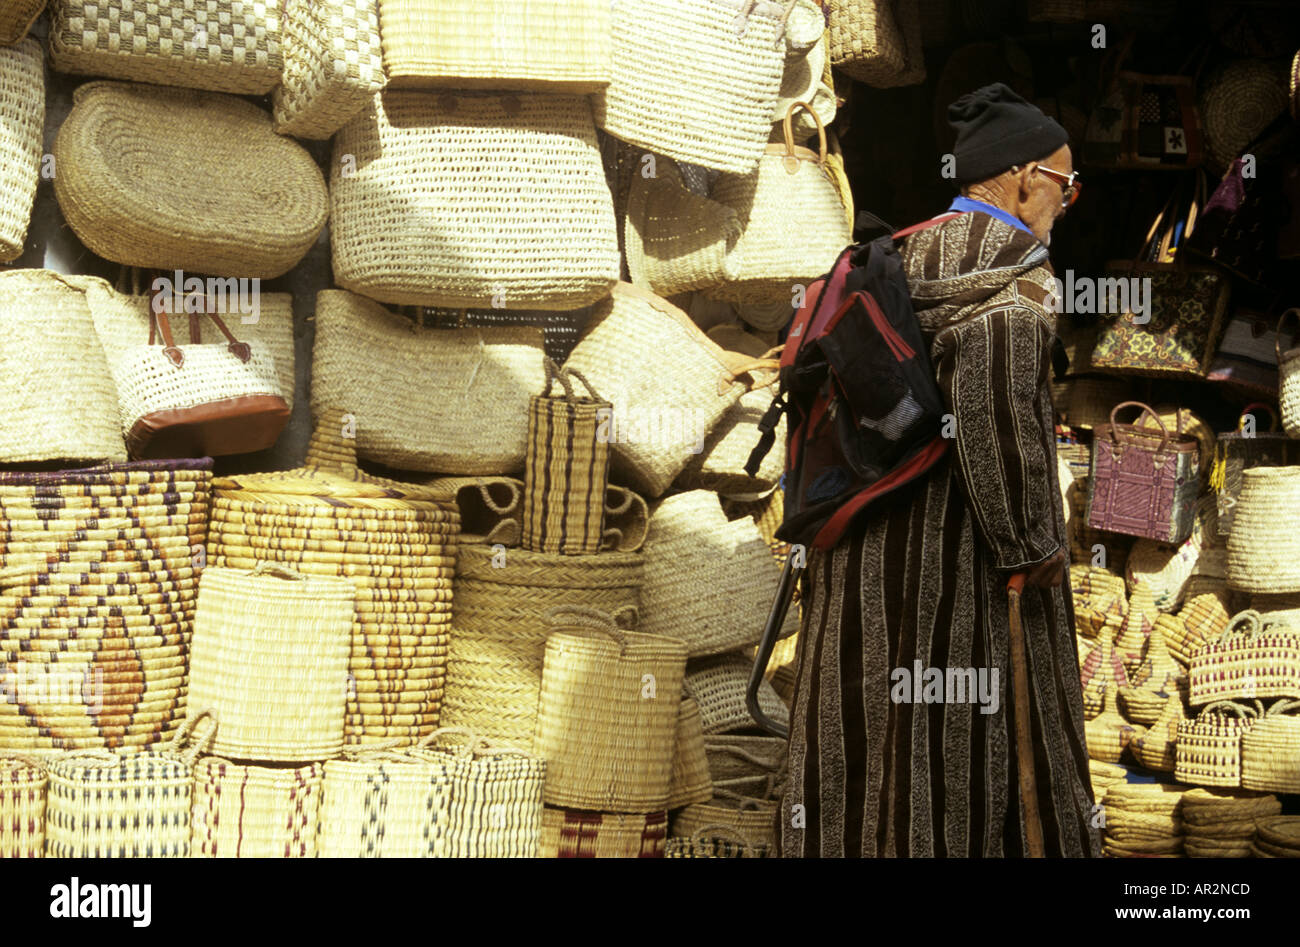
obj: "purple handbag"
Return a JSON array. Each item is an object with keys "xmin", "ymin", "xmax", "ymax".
[{"xmin": 1086, "ymin": 401, "xmax": 1201, "ymax": 543}]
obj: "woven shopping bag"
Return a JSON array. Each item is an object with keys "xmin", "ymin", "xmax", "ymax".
[
  {"xmin": 1277, "ymin": 310, "xmax": 1300, "ymax": 438},
  {"xmin": 49, "ymin": 0, "xmax": 283, "ymax": 94},
  {"xmin": 1210, "ymin": 403, "xmax": 1300, "ymax": 540},
  {"xmin": 317, "ymin": 747, "xmax": 452, "ymax": 858},
  {"xmin": 273, "ymin": 0, "xmax": 385, "ymax": 140},
  {"xmin": 539, "ymin": 808, "xmax": 668, "ymax": 858},
  {"xmin": 1240, "ymin": 699, "xmax": 1300, "ymax": 794},
  {"xmin": 187, "ymin": 564, "xmax": 354, "ymax": 762},
  {"xmin": 377, "ymin": 0, "xmax": 611, "ymax": 92},
  {"xmin": 113, "ymin": 297, "xmax": 289, "ymax": 459},
  {"xmin": 830, "ymin": 0, "xmax": 922, "ymax": 88},
  {"xmin": 1086, "ymin": 401, "xmax": 1201, "ymax": 543},
  {"xmin": 0, "ymin": 757, "xmax": 45, "ymax": 857},
  {"xmin": 521, "ymin": 359, "xmax": 612, "ymax": 556},
  {"xmin": 1188, "ymin": 610, "xmax": 1300, "ymax": 707},
  {"xmin": 596, "ymin": 0, "xmax": 789, "ymax": 174},
  {"xmin": 191, "ymin": 756, "xmax": 325, "ymax": 857},
  {"xmin": 1226, "ymin": 467, "xmax": 1300, "ymax": 594},
  {"xmin": 53, "ymin": 82, "xmax": 328, "ymax": 279},
  {"xmin": 332, "ymin": 90, "xmax": 619, "ymax": 310},
  {"xmin": 0, "ymin": 39, "xmax": 40, "ymax": 262}
]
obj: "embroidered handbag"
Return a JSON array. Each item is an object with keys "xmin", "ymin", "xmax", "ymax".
[
  {"xmin": 1210, "ymin": 404, "xmax": 1300, "ymax": 540},
  {"xmin": 114, "ymin": 295, "xmax": 289, "ymax": 459},
  {"xmin": 1086, "ymin": 401, "xmax": 1200, "ymax": 543}
]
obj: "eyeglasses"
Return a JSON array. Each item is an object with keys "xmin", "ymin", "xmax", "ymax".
[{"xmin": 1034, "ymin": 164, "xmax": 1081, "ymax": 210}]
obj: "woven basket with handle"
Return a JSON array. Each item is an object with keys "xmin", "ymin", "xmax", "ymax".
[
  {"xmin": 1227, "ymin": 466, "xmax": 1300, "ymax": 593},
  {"xmin": 1174, "ymin": 699, "xmax": 1262, "ymax": 787},
  {"xmin": 316, "ymin": 745, "xmax": 452, "ymax": 858},
  {"xmin": 1189, "ymin": 610, "xmax": 1300, "ymax": 706},
  {"xmin": 191, "ymin": 754, "xmax": 325, "ymax": 858},
  {"xmin": 1240, "ymin": 698, "xmax": 1300, "ymax": 794},
  {"xmin": 539, "ymin": 807, "xmax": 668, "ymax": 858},
  {"xmin": 273, "ymin": 0, "xmax": 385, "ymax": 139}
]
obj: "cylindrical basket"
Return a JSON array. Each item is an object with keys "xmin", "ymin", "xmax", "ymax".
[
  {"xmin": 191, "ymin": 757, "xmax": 325, "ymax": 858},
  {"xmin": 1226, "ymin": 467, "xmax": 1300, "ymax": 593},
  {"xmin": 316, "ymin": 747, "xmax": 452, "ymax": 858},
  {"xmin": 1240, "ymin": 699, "xmax": 1300, "ymax": 794},
  {"xmin": 538, "ymin": 807, "xmax": 668, "ymax": 858},
  {"xmin": 0, "ymin": 757, "xmax": 46, "ymax": 857},
  {"xmin": 0, "ymin": 39, "xmax": 42, "ymax": 262},
  {"xmin": 667, "ymin": 698, "xmax": 713, "ymax": 810}
]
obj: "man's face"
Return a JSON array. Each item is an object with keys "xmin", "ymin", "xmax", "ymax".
[{"xmin": 1019, "ymin": 144, "xmax": 1074, "ymax": 246}]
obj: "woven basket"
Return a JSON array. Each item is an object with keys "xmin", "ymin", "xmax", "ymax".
[
  {"xmin": 53, "ymin": 82, "xmax": 328, "ymax": 279},
  {"xmin": 424, "ymin": 476, "xmax": 524, "ymax": 545},
  {"xmin": 1133, "ymin": 693, "xmax": 1184, "ymax": 772},
  {"xmin": 521, "ymin": 359, "xmax": 612, "ymax": 556},
  {"xmin": 1253, "ymin": 815, "xmax": 1300, "ymax": 857},
  {"xmin": 827, "ymin": 0, "xmax": 903, "ymax": 84},
  {"xmin": 1251, "ymin": 592, "xmax": 1300, "ymax": 629},
  {"xmin": 273, "ymin": 0, "xmax": 385, "ymax": 140},
  {"xmin": 704, "ymin": 735, "xmax": 787, "ymax": 801},
  {"xmin": 0, "ymin": 271, "xmax": 127, "ymax": 464},
  {"xmin": 312, "ymin": 291, "xmax": 545, "ymax": 475},
  {"xmin": 1174, "ymin": 699, "xmax": 1261, "ymax": 787},
  {"xmin": 676, "ymin": 385, "xmax": 785, "ymax": 501},
  {"xmin": 1173, "ymin": 591, "xmax": 1231, "ymax": 666},
  {"xmin": 1153, "ymin": 613, "xmax": 1188, "ymax": 672},
  {"xmin": 639, "ymin": 491, "xmax": 797, "ymax": 658},
  {"xmin": 1115, "ymin": 585, "xmax": 1157, "ymax": 678},
  {"xmin": 673, "ymin": 795, "xmax": 778, "ymax": 851},
  {"xmin": 1211, "ymin": 405, "xmax": 1300, "ymax": 541},
  {"xmin": 438, "ymin": 544, "xmax": 643, "ymax": 749},
  {"xmin": 1189, "ymin": 610, "xmax": 1300, "ymax": 706},
  {"xmin": 0, "ymin": 757, "xmax": 45, "ymax": 857},
  {"xmin": 665, "ymin": 823, "xmax": 770, "ymax": 858},
  {"xmin": 0, "ymin": 40, "xmax": 41, "ymax": 262},
  {"xmin": 1199, "ymin": 58, "xmax": 1288, "ymax": 174},
  {"xmin": 562, "ymin": 283, "xmax": 746, "ymax": 497},
  {"xmin": 187, "ymin": 564, "xmax": 353, "ymax": 762},
  {"xmin": 686, "ymin": 653, "xmax": 789, "ymax": 735},
  {"xmin": 534, "ymin": 606, "xmax": 687, "ymax": 812},
  {"xmin": 0, "ymin": 0, "xmax": 42, "ymax": 45},
  {"xmin": 1119, "ymin": 685, "xmax": 1173, "ymax": 726},
  {"xmin": 1087, "ymin": 685, "xmax": 1144, "ymax": 764},
  {"xmin": 668, "ymin": 697, "xmax": 713, "ymax": 810},
  {"xmin": 49, "ymin": 0, "xmax": 282, "ymax": 93},
  {"xmin": 1070, "ymin": 566, "xmax": 1127, "ymax": 638},
  {"xmin": 596, "ymin": 0, "xmax": 787, "ymax": 174},
  {"xmin": 601, "ymin": 485, "xmax": 651, "ymax": 553},
  {"xmin": 1125, "ymin": 535, "xmax": 1200, "ymax": 615},
  {"xmin": 316, "ymin": 747, "xmax": 451, "ymax": 858},
  {"xmin": 1240, "ymin": 698, "xmax": 1300, "ymax": 794},
  {"xmin": 331, "ymin": 90, "xmax": 618, "ymax": 310},
  {"xmin": 1128, "ymin": 614, "xmax": 1183, "ymax": 694},
  {"xmin": 191, "ymin": 757, "xmax": 324, "ymax": 857},
  {"xmin": 1278, "ymin": 311, "xmax": 1300, "ymax": 438},
  {"xmin": 378, "ymin": 0, "xmax": 610, "ymax": 92},
  {"xmin": 539, "ymin": 807, "xmax": 668, "ymax": 858}
]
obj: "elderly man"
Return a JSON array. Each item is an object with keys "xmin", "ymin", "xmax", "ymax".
[{"xmin": 781, "ymin": 84, "xmax": 1100, "ymax": 858}]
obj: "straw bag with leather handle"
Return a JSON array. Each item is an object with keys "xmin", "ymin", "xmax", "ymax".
[
  {"xmin": 49, "ymin": 0, "xmax": 283, "ymax": 94},
  {"xmin": 1210, "ymin": 404, "xmax": 1300, "ymax": 541},
  {"xmin": 0, "ymin": 39, "xmax": 41, "ymax": 263},
  {"xmin": 1189, "ymin": 610, "xmax": 1300, "ymax": 707},
  {"xmin": 1086, "ymin": 401, "xmax": 1201, "ymax": 544},
  {"xmin": 377, "ymin": 0, "xmax": 611, "ymax": 92},
  {"xmin": 114, "ymin": 295, "xmax": 289, "ymax": 460}
]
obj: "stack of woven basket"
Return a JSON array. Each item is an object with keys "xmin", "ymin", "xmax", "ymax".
[
  {"xmin": 1100, "ymin": 782, "xmax": 1187, "ymax": 858},
  {"xmin": 1181, "ymin": 788, "xmax": 1281, "ymax": 858},
  {"xmin": 1251, "ymin": 816, "xmax": 1300, "ymax": 858}
]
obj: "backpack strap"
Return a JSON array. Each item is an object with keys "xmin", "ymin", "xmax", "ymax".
[{"xmin": 891, "ymin": 211, "xmax": 964, "ymax": 241}]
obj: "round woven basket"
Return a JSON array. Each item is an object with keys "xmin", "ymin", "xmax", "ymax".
[
  {"xmin": 0, "ymin": 756, "xmax": 46, "ymax": 857},
  {"xmin": 1199, "ymin": 58, "xmax": 1289, "ymax": 174},
  {"xmin": 1240, "ymin": 699, "xmax": 1300, "ymax": 794},
  {"xmin": 1227, "ymin": 468, "xmax": 1300, "ymax": 592},
  {"xmin": 685, "ymin": 652, "xmax": 789, "ymax": 736},
  {"xmin": 53, "ymin": 82, "xmax": 328, "ymax": 279},
  {"xmin": 539, "ymin": 806, "xmax": 668, "ymax": 858},
  {"xmin": 1254, "ymin": 815, "xmax": 1300, "ymax": 856},
  {"xmin": 0, "ymin": 40, "xmax": 42, "ymax": 263},
  {"xmin": 191, "ymin": 757, "xmax": 325, "ymax": 857},
  {"xmin": 667, "ymin": 697, "xmax": 713, "ymax": 810},
  {"xmin": 317, "ymin": 747, "xmax": 451, "ymax": 858}
]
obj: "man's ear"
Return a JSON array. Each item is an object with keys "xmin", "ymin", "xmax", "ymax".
[{"xmin": 1016, "ymin": 163, "xmax": 1036, "ymax": 201}]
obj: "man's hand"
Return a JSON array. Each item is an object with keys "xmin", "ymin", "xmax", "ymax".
[{"xmin": 1023, "ymin": 548, "xmax": 1067, "ymax": 589}]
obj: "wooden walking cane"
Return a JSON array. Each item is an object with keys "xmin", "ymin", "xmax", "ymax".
[{"xmin": 1007, "ymin": 572, "xmax": 1046, "ymax": 858}]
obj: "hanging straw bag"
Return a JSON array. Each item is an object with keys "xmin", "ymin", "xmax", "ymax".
[
  {"xmin": 539, "ymin": 807, "xmax": 668, "ymax": 858},
  {"xmin": 1226, "ymin": 467, "xmax": 1300, "ymax": 593},
  {"xmin": 311, "ymin": 291, "xmax": 545, "ymax": 475},
  {"xmin": 317, "ymin": 747, "xmax": 452, "ymax": 858},
  {"xmin": 596, "ymin": 0, "xmax": 790, "ymax": 174},
  {"xmin": 377, "ymin": 0, "xmax": 611, "ymax": 92},
  {"xmin": 1211, "ymin": 403, "xmax": 1300, "ymax": 540},
  {"xmin": 1240, "ymin": 699, "xmax": 1300, "ymax": 794},
  {"xmin": 534, "ymin": 606, "xmax": 687, "ymax": 813},
  {"xmin": 191, "ymin": 756, "xmax": 325, "ymax": 857},
  {"xmin": 53, "ymin": 82, "xmax": 328, "ymax": 279},
  {"xmin": 331, "ymin": 90, "xmax": 619, "ymax": 310},
  {"xmin": 0, "ymin": 39, "xmax": 41, "ymax": 263},
  {"xmin": 187, "ymin": 564, "xmax": 354, "ymax": 762},
  {"xmin": 49, "ymin": 0, "xmax": 283, "ymax": 94},
  {"xmin": 1188, "ymin": 610, "xmax": 1300, "ymax": 706},
  {"xmin": 1276, "ymin": 309, "xmax": 1300, "ymax": 437},
  {"xmin": 0, "ymin": 757, "xmax": 45, "ymax": 857},
  {"xmin": 273, "ymin": 0, "xmax": 386, "ymax": 140},
  {"xmin": 521, "ymin": 359, "xmax": 612, "ymax": 556},
  {"xmin": 827, "ymin": 0, "xmax": 904, "ymax": 85}
]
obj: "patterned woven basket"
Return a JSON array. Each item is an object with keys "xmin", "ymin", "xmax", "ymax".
[
  {"xmin": 377, "ymin": 0, "xmax": 611, "ymax": 92},
  {"xmin": 53, "ymin": 82, "xmax": 328, "ymax": 279},
  {"xmin": 1240, "ymin": 698, "xmax": 1300, "ymax": 794},
  {"xmin": 0, "ymin": 271, "xmax": 127, "ymax": 464},
  {"xmin": 686, "ymin": 653, "xmax": 789, "ymax": 735},
  {"xmin": 1173, "ymin": 591, "xmax": 1231, "ymax": 666},
  {"xmin": 665, "ymin": 823, "xmax": 771, "ymax": 858},
  {"xmin": 668, "ymin": 697, "xmax": 714, "ymax": 809},
  {"xmin": 424, "ymin": 476, "xmax": 524, "ymax": 545},
  {"xmin": 186, "ymin": 564, "xmax": 354, "ymax": 762},
  {"xmin": 562, "ymin": 283, "xmax": 747, "ymax": 497},
  {"xmin": 0, "ymin": 40, "xmax": 41, "ymax": 262},
  {"xmin": 639, "ymin": 491, "xmax": 797, "ymax": 658},
  {"xmin": 1188, "ymin": 610, "xmax": 1300, "ymax": 706},
  {"xmin": 49, "ymin": 0, "xmax": 283, "ymax": 94},
  {"xmin": 273, "ymin": 0, "xmax": 385, "ymax": 140},
  {"xmin": 1174, "ymin": 699, "xmax": 1261, "ymax": 787},
  {"xmin": 539, "ymin": 807, "xmax": 668, "ymax": 858},
  {"xmin": 596, "ymin": 0, "xmax": 787, "ymax": 174},
  {"xmin": 316, "ymin": 747, "xmax": 451, "ymax": 858},
  {"xmin": 827, "ymin": 0, "xmax": 905, "ymax": 84},
  {"xmin": 534, "ymin": 606, "xmax": 687, "ymax": 812},
  {"xmin": 0, "ymin": 757, "xmax": 46, "ymax": 857},
  {"xmin": 1070, "ymin": 566, "xmax": 1127, "ymax": 638},
  {"xmin": 672, "ymin": 794, "xmax": 778, "ymax": 851},
  {"xmin": 331, "ymin": 90, "xmax": 619, "ymax": 310},
  {"xmin": 1226, "ymin": 467, "xmax": 1300, "ymax": 593},
  {"xmin": 1199, "ymin": 58, "xmax": 1289, "ymax": 175},
  {"xmin": 191, "ymin": 757, "xmax": 325, "ymax": 857}
]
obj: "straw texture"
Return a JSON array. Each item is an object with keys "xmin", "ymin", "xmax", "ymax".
[
  {"xmin": 678, "ymin": 385, "xmax": 785, "ymax": 498},
  {"xmin": 1280, "ymin": 312, "xmax": 1300, "ymax": 437},
  {"xmin": 601, "ymin": 485, "xmax": 650, "ymax": 553},
  {"xmin": 539, "ymin": 807, "xmax": 667, "ymax": 858},
  {"xmin": 53, "ymin": 82, "xmax": 328, "ymax": 279},
  {"xmin": 1188, "ymin": 610, "xmax": 1300, "ymax": 706},
  {"xmin": 827, "ymin": 0, "xmax": 905, "ymax": 84},
  {"xmin": 562, "ymin": 283, "xmax": 746, "ymax": 497},
  {"xmin": 1240, "ymin": 699, "xmax": 1300, "ymax": 793},
  {"xmin": 665, "ymin": 823, "xmax": 771, "ymax": 858},
  {"xmin": 668, "ymin": 698, "xmax": 714, "ymax": 810},
  {"xmin": 331, "ymin": 90, "xmax": 619, "ymax": 310},
  {"xmin": 49, "ymin": 0, "xmax": 282, "ymax": 94},
  {"xmin": 704, "ymin": 735, "xmax": 787, "ymax": 801},
  {"xmin": 0, "ymin": 270, "xmax": 127, "ymax": 464},
  {"xmin": 1253, "ymin": 815, "xmax": 1300, "ymax": 857},
  {"xmin": 639, "ymin": 491, "xmax": 798, "ymax": 657},
  {"xmin": 273, "ymin": 0, "xmax": 385, "ymax": 140},
  {"xmin": 191, "ymin": 758, "xmax": 324, "ymax": 857},
  {"xmin": 0, "ymin": 0, "xmax": 42, "ymax": 45},
  {"xmin": 1199, "ymin": 59, "xmax": 1288, "ymax": 174},
  {"xmin": 1174, "ymin": 700, "xmax": 1260, "ymax": 787},
  {"xmin": 378, "ymin": 0, "xmax": 611, "ymax": 92},
  {"xmin": 673, "ymin": 797, "xmax": 778, "ymax": 851},
  {"xmin": 1172, "ymin": 591, "xmax": 1231, "ymax": 666},
  {"xmin": 0, "ymin": 40, "xmax": 41, "ymax": 262},
  {"xmin": 686, "ymin": 652, "xmax": 790, "ymax": 735},
  {"xmin": 1182, "ymin": 787, "xmax": 1280, "ymax": 859},
  {"xmin": 317, "ymin": 749, "xmax": 451, "ymax": 857},
  {"xmin": 596, "ymin": 0, "xmax": 787, "ymax": 174},
  {"xmin": 1227, "ymin": 467, "xmax": 1300, "ymax": 592},
  {"xmin": 312, "ymin": 291, "xmax": 546, "ymax": 475},
  {"xmin": 424, "ymin": 476, "xmax": 524, "ymax": 545},
  {"xmin": 0, "ymin": 757, "xmax": 45, "ymax": 857}
]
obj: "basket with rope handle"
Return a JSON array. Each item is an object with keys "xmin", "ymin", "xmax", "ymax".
[
  {"xmin": 1240, "ymin": 698, "xmax": 1300, "ymax": 794},
  {"xmin": 1174, "ymin": 699, "xmax": 1263, "ymax": 787},
  {"xmin": 1188, "ymin": 610, "xmax": 1300, "ymax": 706}
]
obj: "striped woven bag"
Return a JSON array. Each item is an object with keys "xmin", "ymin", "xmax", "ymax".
[{"xmin": 521, "ymin": 358, "xmax": 611, "ymax": 555}]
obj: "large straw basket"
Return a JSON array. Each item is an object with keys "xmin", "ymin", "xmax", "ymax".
[
  {"xmin": 1199, "ymin": 59, "xmax": 1288, "ymax": 175},
  {"xmin": 424, "ymin": 476, "xmax": 524, "ymax": 545},
  {"xmin": 1226, "ymin": 467, "xmax": 1300, "ymax": 593},
  {"xmin": 539, "ymin": 807, "xmax": 668, "ymax": 858},
  {"xmin": 317, "ymin": 747, "xmax": 451, "ymax": 858},
  {"xmin": 49, "ymin": 0, "xmax": 283, "ymax": 94},
  {"xmin": 191, "ymin": 757, "xmax": 325, "ymax": 857},
  {"xmin": 562, "ymin": 283, "xmax": 747, "ymax": 497},
  {"xmin": 331, "ymin": 90, "xmax": 618, "ymax": 310},
  {"xmin": 438, "ymin": 544, "xmax": 643, "ymax": 748},
  {"xmin": 673, "ymin": 794, "xmax": 778, "ymax": 851},
  {"xmin": 186, "ymin": 564, "xmax": 353, "ymax": 762},
  {"xmin": 1210, "ymin": 404, "xmax": 1300, "ymax": 540},
  {"xmin": 377, "ymin": 0, "xmax": 611, "ymax": 93},
  {"xmin": 534, "ymin": 606, "xmax": 686, "ymax": 812},
  {"xmin": 1240, "ymin": 699, "xmax": 1300, "ymax": 794},
  {"xmin": 273, "ymin": 0, "xmax": 385, "ymax": 140},
  {"xmin": 0, "ymin": 40, "xmax": 41, "ymax": 262},
  {"xmin": 640, "ymin": 491, "xmax": 798, "ymax": 657},
  {"xmin": 312, "ymin": 291, "xmax": 545, "ymax": 475},
  {"xmin": 665, "ymin": 823, "xmax": 771, "ymax": 858},
  {"xmin": 668, "ymin": 698, "xmax": 713, "ymax": 809},
  {"xmin": 0, "ymin": 757, "xmax": 46, "ymax": 857},
  {"xmin": 0, "ymin": 270, "xmax": 126, "ymax": 464},
  {"xmin": 595, "ymin": 0, "xmax": 787, "ymax": 174},
  {"xmin": 686, "ymin": 653, "xmax": 789, "ymax": 735},
  {"xmin": 1174, "ymin": 700, "xmax": 1261, "ymax": 787},
  {"xmin": 1188, "ymin": 610, "xmax": 1300, "ymax": 706},
  {"xmin": 53, "ymin": 82, "xmax": 327, "ymax": 280}
]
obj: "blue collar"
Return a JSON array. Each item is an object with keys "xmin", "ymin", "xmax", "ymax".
[{"xmin": 947, "ymin": 196, "xmax": 1034, "ymax": 236}]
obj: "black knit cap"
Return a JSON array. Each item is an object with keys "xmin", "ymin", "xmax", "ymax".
[{"xmin": 948, "ymin": 82, "xmax": 1069, "ymax": 185}]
